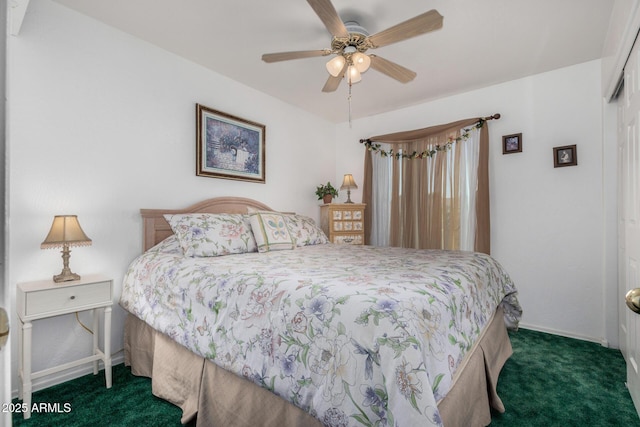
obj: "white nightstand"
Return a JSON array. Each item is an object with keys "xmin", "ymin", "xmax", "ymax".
[{"xmin": 16, "ymin": 274, "xmax": 113, "ymax": 419}]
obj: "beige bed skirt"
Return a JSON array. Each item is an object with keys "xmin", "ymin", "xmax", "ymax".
[{"xmin": 124, "ymin": 307, "xmax": 512, "ymax": 427}]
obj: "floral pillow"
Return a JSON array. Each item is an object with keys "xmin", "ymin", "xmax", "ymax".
[
  {"xmin": 149, "ymin": 235, "xmax": 183, "ymax": 255},
  {"xmin": 164, "ymin": 213, "xmax": 257, "ymax": 257},
  {"xmin": 284, "ymin": 214, "xmax": 329, "ymax": 246},
  {"xmin": 249, "ymin": 212, "xmax": 296, "ymax": 252},
  {"xmin": 246, "ymin": 207, "xmax": 328, "ymax": 247}
]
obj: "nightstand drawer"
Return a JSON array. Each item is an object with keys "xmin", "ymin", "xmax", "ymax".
[
  {"xmin": 332, "ymin": 220, "xmax": 363, "ymax": 232},
  {"xmin": 21, "ymin": 280, "xmax": 111, "ymax": 319},
  {"xmin": 333, "ymin": 234, "xmax": 363, "ymax": 245}
]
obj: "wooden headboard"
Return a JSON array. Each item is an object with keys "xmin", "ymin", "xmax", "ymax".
[{"xmin": 140, "ymin": 196, "xmax": 275, "ymax": 251}]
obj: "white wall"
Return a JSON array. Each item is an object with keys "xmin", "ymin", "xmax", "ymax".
[
  {"xmin": 6, "ymin": 0, "xmax": 335, "ymax": 395},
  {"xmin": 335, "ymin": 60, "xmax": 613, "ymax": 344}
]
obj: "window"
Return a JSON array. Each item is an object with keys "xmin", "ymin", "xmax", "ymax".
[{"xmin": 363, "ymin": 118, "xmax": 490, "ymax": 253}]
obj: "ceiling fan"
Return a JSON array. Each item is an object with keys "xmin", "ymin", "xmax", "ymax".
[{"xmin": 261, "ymin": 0, "xmax": 443, "ymax": 92}]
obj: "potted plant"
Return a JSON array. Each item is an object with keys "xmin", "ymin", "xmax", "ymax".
[{"xmin": 315, "ymin": 182, "xmax": 339, "ymax": 204}]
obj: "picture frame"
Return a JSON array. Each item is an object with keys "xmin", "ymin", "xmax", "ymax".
[
  {"xmin": 196, "ymin": 103, "xmax": 266, "ymax": 183},
  {"xmin": 553, "ymin": 144, "xmax": 578, "ymax": 168},
  {"xmin": 502, "ymin": 133, "xmax": 522, "ymax": 154}
]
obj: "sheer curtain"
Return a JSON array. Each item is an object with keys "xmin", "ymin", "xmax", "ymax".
[
  {"xmin": 362, "ymin": 117, "xmax": 491, "ymax": 254},
  {"xmin": 458, "ymin": 126, "xmax": 480, "ymax": 250},
  {"xmin": 369, "ymin": 143, "xmax": 393, "ymax": 246}
]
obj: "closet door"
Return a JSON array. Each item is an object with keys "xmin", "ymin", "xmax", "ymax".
[{"xmin": 621, "ymin": 34, "xmax": 640, "ymax": 415}]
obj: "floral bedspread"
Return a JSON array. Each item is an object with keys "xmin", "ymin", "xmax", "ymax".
[{"xmin": 120, "ymin": 238, "xmax": 521, "ymax": 427}]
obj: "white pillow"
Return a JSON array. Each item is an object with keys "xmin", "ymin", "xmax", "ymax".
[
  {"xmin": 249, "ymin": 212, "xmax": 296, "ymax": 252},
  {"xmin": 164, "ymin": 213, "xmax": 257, "ymax": 257}
]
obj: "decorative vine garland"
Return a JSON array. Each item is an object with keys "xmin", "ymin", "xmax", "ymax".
[{"xmin": 359, "ymin": 118, "xmax": 487, "ymax": 160}]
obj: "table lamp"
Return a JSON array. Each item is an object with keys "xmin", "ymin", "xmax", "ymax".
[
  {"xmin": 41, "ymin": 215, "xmax": 92, "ymax": 283},
  {"xmin": 340, "ymin": 174, "xmax": 358, "ymax": 204}
]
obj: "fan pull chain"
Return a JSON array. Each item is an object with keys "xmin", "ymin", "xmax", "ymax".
[{"xmin": 348, "ymin": 81, "xmax": 353, "ymax": 127}]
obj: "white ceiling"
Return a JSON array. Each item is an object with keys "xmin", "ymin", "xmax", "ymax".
[{"xmin": 52, "ymin": 0, "xmax": 614, "ymax": 123}]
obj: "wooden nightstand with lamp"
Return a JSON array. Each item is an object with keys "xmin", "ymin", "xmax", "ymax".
[
  {"xmin": 16, "ymin": 216, "xmax": 112, "ymax": 419},
  {"xmin": 320, "ymin": 174, "xmax": 366, "ymax": 245}
]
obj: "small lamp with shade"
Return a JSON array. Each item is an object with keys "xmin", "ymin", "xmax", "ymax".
[
  {"xmin": 41, "ymin": 215, "xmax": 92, "ymax": 283},
  {"xmin": 340, "ymin": 174, "xmax": 358, "ymax": 204}
]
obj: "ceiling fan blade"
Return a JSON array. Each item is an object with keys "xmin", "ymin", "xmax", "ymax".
[
  {"xmin": 369, "ymin": 55, "xmax": 416, "ymax": 83},
  {"xmin": 367, "ymin": 9, "xmax": 443, "ymax": 48},
  {"xmin": 322, "ymin": 62, "xmax": 347, "ymax": 92},
  {"xmin": 322, "ymin": 75, "xmax": 342, "ymax": 92},
  {"xmin": 262, "ymin": 50, "xmax": 331, "ymax": 63},
  {"xmin": 307, "ymin": 0, "xmax": 349, "ymax": 38}
]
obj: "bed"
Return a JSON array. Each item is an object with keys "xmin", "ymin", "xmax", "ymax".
[{"xmin": 120, "ymin": 197, "xmax": 521, "ymax": 427}]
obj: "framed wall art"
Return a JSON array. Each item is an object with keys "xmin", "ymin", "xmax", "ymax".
[
  {"xmin": 553, "ymin": 144, "xmax": 577, "ymax": 168},
  {"xmin": 502, "ymin": 133, "xmax": 522, "ymax": 154},
  {"xmin": 196, "ymin": 103, "xmax": 266, "ymax": 183}
]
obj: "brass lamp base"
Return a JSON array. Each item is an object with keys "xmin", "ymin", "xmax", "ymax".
[
  {"xmin": 53, "ymin": 269, "xmax": 81, "ymax": 283},
  {"xmin": 53, "ymin": 244, "xmax": 81, "ymax": 283},
  {"xmin": 345, "ymin": 189, "xmax": 354, "ymax": 204}
]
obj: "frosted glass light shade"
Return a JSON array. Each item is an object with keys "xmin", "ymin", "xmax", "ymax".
[
  {"xmin": 352, "ymin": 52, "xmax": 371, "ymax": 73},
  {"xmin": 348, "ymin": 66, "xmax": 361, "ymax": 84},
  {"xmin": 326, "ymin": 55, "xmax": 346, "ymax": 77}
]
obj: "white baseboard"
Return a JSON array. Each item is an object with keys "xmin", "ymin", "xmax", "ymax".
[
  {"xmin": 518, "ymin": 322, "xmax": 614, "ymax": 348},
  {"xmin": 11, "ymin": 352, "xmax": 124, "ymax": 400}
]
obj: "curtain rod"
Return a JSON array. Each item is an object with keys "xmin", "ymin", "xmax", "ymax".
[
  {"xmin": 361, "ymin": 113, "xmax": 502, "ymax": 153},
  {"xmin": 482, "ymin": 113, "xmax": 501, "ymax": 121},
  {"xmin": 363, "ymin": 114, "xmax": 501, "ymax": 145}
]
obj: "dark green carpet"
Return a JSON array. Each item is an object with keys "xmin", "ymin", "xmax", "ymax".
[
  {"xmin": 11, "ymin": 363, "xmax": 189, "ymax": 427},
  {"xmin": 12, "ymin": 329, "xmax": 639, "ymax": 426},
  {"xmin": 490, "ymin": 329, "xmax": 638, "ymax": 426}
]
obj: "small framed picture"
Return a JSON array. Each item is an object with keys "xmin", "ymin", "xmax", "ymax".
[
  {"xmin": 502, "ymin": 133, "xmax": 522, "ymax": 154},
  {"xmin": 196, "ymin": 103, "xmax": 266, "ymax": 183},
  {"xmin": 553, "ymin": 144, "xmax": 578, "ymax": 168}
]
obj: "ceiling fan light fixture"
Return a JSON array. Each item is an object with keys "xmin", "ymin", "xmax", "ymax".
[
  {"xmin": 352, "ymin": 52, "xmax": 371, "ymax": 73},
  {"xmin": 344, "ymin": 21, "xmax": 369, "ymax": 37},
  {"xmin": 326, "ymin": 55, "xmax": 346, "ymax": 77},
  {"xmin": 348, "ymin": 65, "xmax": 361, "ymax": 84}
]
